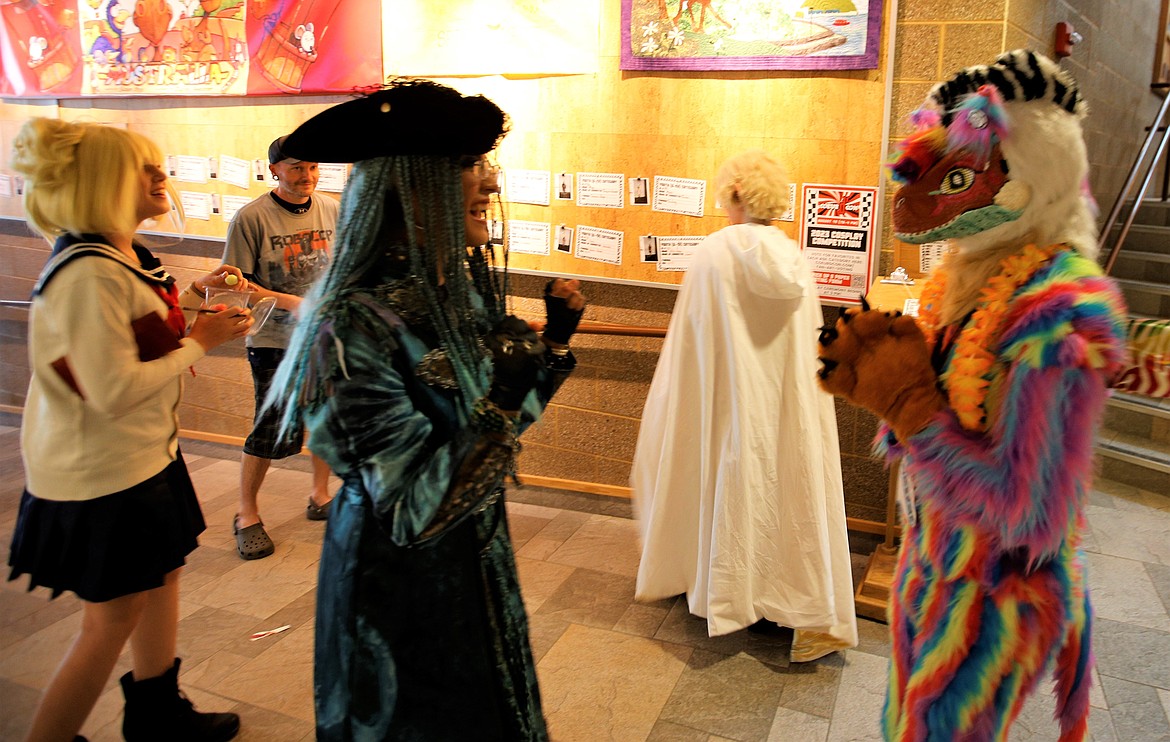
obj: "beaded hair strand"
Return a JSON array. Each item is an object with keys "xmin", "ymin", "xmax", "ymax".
[
  {"xmin": 467, "ymin": 186, "xmax": 509, "ymax": 327},
  {"xmin": 269, "ymin": 152, "xmax": 497, "ymax": 436},
  {"xmin": 403, "ymin": 154, "xmax": 487, "ymax": 398}
]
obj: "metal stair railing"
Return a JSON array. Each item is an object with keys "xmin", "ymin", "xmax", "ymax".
[{"xmin": 1100, "ymin": 83, "xmax": 1170, "ymax": 275}]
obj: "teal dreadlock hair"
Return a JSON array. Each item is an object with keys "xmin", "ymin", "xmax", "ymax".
[{"xmin": 268, "ymin": 152, "xmax": 507, "ymax": 436}]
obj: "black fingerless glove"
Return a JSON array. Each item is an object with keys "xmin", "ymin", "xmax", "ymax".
[
  {"xmin": 542, "ymin": 279, "xmax": 584, "ymax": 345},
  {"xmin": 485, "ymin": 315, "xmax": 546, "ymax": 410}
]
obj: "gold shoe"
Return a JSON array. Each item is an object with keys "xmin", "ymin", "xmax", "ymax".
[{"xmin": 790, "ymin": 630, "xmax": 851, "ymax": 663}]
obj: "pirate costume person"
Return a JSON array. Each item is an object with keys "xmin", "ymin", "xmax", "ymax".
[
  {"xmin": 265, "ymin": 80, "xmax": 585, "ymax": 741},
  {"xmin": 817, "ymin": 51, "xmax": 1127, "ymax": 741}
]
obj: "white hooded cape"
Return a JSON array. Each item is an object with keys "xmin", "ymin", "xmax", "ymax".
[{"xmin": 632, "ymin": 223, "xmax": 857, "ymax": 642}]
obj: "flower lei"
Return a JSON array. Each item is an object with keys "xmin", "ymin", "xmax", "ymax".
[{"xmin": 916, "ymin": 243, "xmax": 1062, "ymax": 432}]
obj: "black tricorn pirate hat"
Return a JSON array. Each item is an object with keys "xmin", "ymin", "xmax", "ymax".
[{"xmin": 280, "ymin": 79, "xmax": 508, "ymax": 164}]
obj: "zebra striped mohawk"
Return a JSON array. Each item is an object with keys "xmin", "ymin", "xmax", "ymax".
[{"xmin": 928, "ymin": 49, "xmax": 1086, "ymax": 123}]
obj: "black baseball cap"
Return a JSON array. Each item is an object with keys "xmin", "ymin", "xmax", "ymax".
[{"xmin": 268, "ymin": 136, "xmax": 303, "ymax": 166}]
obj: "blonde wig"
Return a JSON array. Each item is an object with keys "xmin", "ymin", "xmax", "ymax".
[
  {"xmin": 714, "ymin": 150, "xmax": 791, "ymax": 221},
  {"xmin": 10, "ymin": 118, "xmax": 173, "ymax": 242}
]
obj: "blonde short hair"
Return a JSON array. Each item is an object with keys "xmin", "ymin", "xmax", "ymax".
[
  {"xmin": 10, "ymin": 118, "xmax": 169, "ymax": 241},
  {"xmin": 714, "ymin": 150, "xmax": 791, "ymax": 221}
]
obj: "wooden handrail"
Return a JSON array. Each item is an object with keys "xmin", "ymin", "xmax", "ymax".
[
  {"xmin": 575, "ymin": 320, "xmax": 667, "ymax": 338},
  {"xmin": 0, "ymin": 301, "xmax": 670, "ymax": 339}
]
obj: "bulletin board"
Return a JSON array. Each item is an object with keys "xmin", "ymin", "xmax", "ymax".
[
  {"xmin": 456, "ymin": 0, "xmax": 895, "ymax": 288},
  {"xmin": 475, "ymin": 75, "xmax": 891, "ymax": 286},
  {"xmin": 0, "ymin": 0, "xmax": 894, "ymax": 290}
]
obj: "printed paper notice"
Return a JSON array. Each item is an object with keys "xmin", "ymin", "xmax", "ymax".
[
  {"xmin": 175, "ymin": 155, "xmax": 209, "ymax": 184},
  {"xmin": 317, "ymin": 164, "xmax": 349, "ymax": 193},
  {"xmin": 218, "ymin": 155, "xmax": 251, "ymax": 190},
  {"xmin": 574, "ymin": 225, "xmax": 623, "ymax": 265},
  {"xmin": 655, "ymin": 235, "xmax": 704, "ymax": 272},
  {"xmin": 652, "ymin": 176, "xmax": 706, "ymax": 217},
  {"xmin": 0, "ymin": 175, "xmax": 10, "ymax": 198},
  {"xmin": 507, "ymin": 220, "xmax": 551, "ymax": 255},
  {"xmin": 576, "ymin": 173, "xmax": 624, "ymax": 209},
  {"xmin": 780, "ymin": 183, "xmax": 797, "ymax": 222},
  {"xmin": 506, "ymin": 170, "xmax": 551, "ymax": 206},
  {"xmin": 220, "ymin": 195, "xmax": 252, "ymax": 222},
  {"xmin": 918, "ymin": 241, "xmax": 949, "ymax": 274},
  {"xmin": 179, "ymin": 190, "xmax": 212, "ymax": 221},
  {"xmin": 799, "ymin": 184, "xmax": 877, "ymax": 304}
]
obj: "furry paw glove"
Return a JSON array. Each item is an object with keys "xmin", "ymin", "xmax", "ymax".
[{"xmin": 817, "ymin": 303, "xmax": 947, "ymax": 441}]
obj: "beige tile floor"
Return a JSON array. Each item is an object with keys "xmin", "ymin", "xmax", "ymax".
[{"xmin": 2, "ymin": 426, "xmax": 1169, "ymax": 741}]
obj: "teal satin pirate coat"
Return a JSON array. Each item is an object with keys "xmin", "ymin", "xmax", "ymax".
[{"xmin": 302, "ymin": 288, "xmax": 570, "ymax": 742}]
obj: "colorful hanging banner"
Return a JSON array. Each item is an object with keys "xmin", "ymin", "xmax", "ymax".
[
  {"xmin": 621, "ymin": 0, "xmax": 883, "ymax": 71},
  {"xmin": 0, "ymin": 0, "xmax": 383, "ymax": 98}
]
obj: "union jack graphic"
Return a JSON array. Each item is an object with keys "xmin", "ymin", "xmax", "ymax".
[{"xmin": 808, "ymin": 188, "xmax": 873, "ymax": 229}]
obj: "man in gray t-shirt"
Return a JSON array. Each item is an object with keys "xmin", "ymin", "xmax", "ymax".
[{"xmin": 221, "ymin": 136, "xmax": 340, "ymax": 559}]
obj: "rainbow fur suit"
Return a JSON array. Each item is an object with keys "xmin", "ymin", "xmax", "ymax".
[
  {"xmin": 878, "ymin": 249, "xmax": 1126, "ymax": 740},
  {"xmin": 817, "ymin": 51, "xmax": 1128, "ymax": 740}
]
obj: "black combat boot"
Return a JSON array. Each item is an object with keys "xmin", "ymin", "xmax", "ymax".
[{"xmin": 119, "ymin": 658, "xmax": 240, "ymax": 741}]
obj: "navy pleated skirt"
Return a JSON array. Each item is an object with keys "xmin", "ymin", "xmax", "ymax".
[{"xmin": 7, "ymin": 452, "xmax": 206, "ymax": 603}]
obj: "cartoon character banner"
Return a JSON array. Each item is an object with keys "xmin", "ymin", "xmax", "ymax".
[
  {"xmin": 0, "ymin": 0, "xmax": 383, "ymax": 97},
  {"xmin": 622, "ymin": 0, "xmax": 883, "ymax": 71}
]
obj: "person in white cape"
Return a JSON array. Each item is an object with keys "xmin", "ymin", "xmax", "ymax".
[{"xmin": 631, "ymin": 150, "xmax": 857, "ymax": 662}]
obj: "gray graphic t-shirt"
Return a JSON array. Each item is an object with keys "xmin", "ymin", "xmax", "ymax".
[{"xmin": 222, "ymin": 192, "xmax": 339, "ymax": 348}]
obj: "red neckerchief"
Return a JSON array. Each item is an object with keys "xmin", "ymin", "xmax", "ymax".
[{"xmin": 150, "ymin": 280, "xmax": 187, "ymax": 340}]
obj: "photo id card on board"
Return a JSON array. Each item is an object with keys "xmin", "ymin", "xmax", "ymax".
[
  {"xmin": 574, "ymin": 225, "xmax": 623, "ymax": 264},
  {"xmin": 652, "ymin": 176, "xmax": 706, "ymax": 218}
]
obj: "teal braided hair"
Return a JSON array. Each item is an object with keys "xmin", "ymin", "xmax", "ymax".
[{"xmin": 268, "ymin": 152, "xmax": 507, "ymax": 434}]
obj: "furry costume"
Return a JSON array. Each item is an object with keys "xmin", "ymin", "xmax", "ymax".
[{"xmin": 817, "ymin": 51, "xmax": 1128, "ymax": 741}]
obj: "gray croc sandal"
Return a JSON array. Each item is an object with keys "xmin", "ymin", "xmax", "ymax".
[
  {"xmin": 234, "ymin": 515, "xmax": 274, "ymax": 560},
  {"xmin": 306, "ymin": 497, "xmax": 332, "ymax": 521}
]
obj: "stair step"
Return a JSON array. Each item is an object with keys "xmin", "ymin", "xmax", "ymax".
[
  {"xmin": 1096, "ymin": 438, "xmax": 1170, "ymax": 492},
  {"xmin": 1097, "ymin": 429, "xmax": 1170, "ymax": 470},
  {"xmin": 1107, "ymin": 224, "xmax": 1170, "ymax": 254},
  {"xmin": 1108, "ymin": 390, "xmax": 1170, "ymax": 419},
  {"xmin": 1109, "ymin": 250, "xmax": 1170, "ymax": 285},
  {"xmin": 1095, "ymin": 432, "xmax": 1170, "ymax": 491},
  {"xmin": 1134, "ymin": 198, "xmax": 1170, "ymax": 226},
  {"xmin": 1096, "ymin": 391, "xmax": 1170, "ymax": 492},
  {"xmin": 1114, "ymin": 277, "xmax": 1170, "ymax": 297},
  {"xmin": 1114, "ymin": 250, "xmax": 1170, "ymax": 265}
]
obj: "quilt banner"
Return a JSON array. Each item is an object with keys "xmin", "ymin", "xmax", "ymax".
[
  {"xmin": 0, "ymin": 0, "xmax": 383, "ymax": 97},
  {"xmin": 621, "ymin": 0, "xmax": 883, "ymax": 71}
]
